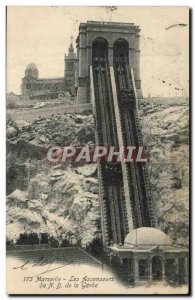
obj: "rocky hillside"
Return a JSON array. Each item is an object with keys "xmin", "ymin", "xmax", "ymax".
[
  {"xmin": 140, "ymin": 103, "xmax": 189, "ymax": 245},
  {"xmin": 6, "ymin": 103, "xmax": 189, "ymax": 246},
  {"xmin": 6, "ymin": 114, "xmax": 99, "ymax": 247}
]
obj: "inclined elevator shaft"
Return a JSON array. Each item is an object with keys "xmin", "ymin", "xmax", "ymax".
[
  {"xmin": 92, "ymin": 38, "xmax": 129, "ymax": 247},
  {"xmin": 91, "ymin": 37, "xmax": 156, "ymax": 249},
  {"xmin": 113, "ymin": 39, "xmax": 155, "ymax": 228}
]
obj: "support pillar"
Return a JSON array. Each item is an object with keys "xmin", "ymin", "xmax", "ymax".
[
  {"xmin": 134, "ymin": 257, "xmax": 139, "ymax": 283},
  {"xmin": 175, "ymin": 257, "xmax": 179, "ymax": 274},
  {"xmin": 184, "ymin": 256, "xmax": 189, "ymax": 283},
  {"xmin": 134, "ymin": 32, "xmax": 142, "ymax": 99},
  {"xmin": 87, "ymin": 46, "xmax": 92, "ymax": 66},
  {"xmin": 148, "ymin": 257, "xmax": 153, "ymax": 282},
  {"xmin": 76, "ymin": 31, "xmax": 88, "ymax": 104},
  {"xmin": 129, "ymin": 48, "xmax": 134, "ymax": 67},
  {"xmin": 108, "ymin": 46, "xmax": 113, "ymax": 66},
  {"xmin": 162, "ymin": 258, "xmax": 166, "ymax": 281},
  {"xmin": 75, "ymin": 41, "xmax": 79, "ymax": 90}
]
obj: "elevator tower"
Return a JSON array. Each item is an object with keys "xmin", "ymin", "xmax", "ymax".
[
  {"xmin": 76, "ymin": 21, "xmax": 156, "ymax": 250},
  {"xmin": 76, "ymin": 21, "xmax": 142, "ymax": 104}
]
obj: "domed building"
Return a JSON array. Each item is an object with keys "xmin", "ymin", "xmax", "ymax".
[
  {"xmin": 21, "ymin": 62, "xmax": 65, "ymax": 99},
  {"xmin": 110, "ymin": 227, "xmax": 188, "ymax": 284},
  {"xmin": 124, "ymin": 227, "xmax": 172, "ymax": 247},
  {"xmin": 21, "ymin": 41, "xmax": 77, "ymax": 99},
  {"xmin": 25, "ymin": 63, "xmax": 39, "ymax": 79}
]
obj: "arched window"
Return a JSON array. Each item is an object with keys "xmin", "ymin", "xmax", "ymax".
[{"xmin": 26, "ymin": 81, "xmax": 31, "ymax": 90}]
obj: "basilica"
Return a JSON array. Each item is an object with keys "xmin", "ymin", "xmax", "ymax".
[{"xmin": 21, "ymin": 41, "xmax": 77, "ymax": 100}]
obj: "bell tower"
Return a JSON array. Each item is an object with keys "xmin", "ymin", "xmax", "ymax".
[{"xmin": 64, "ymin": 36, "xmax": 77, "ymax": 96}]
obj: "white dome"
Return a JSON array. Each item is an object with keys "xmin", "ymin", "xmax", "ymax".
[
  {"xmin": 26, "ymin": 63, "xmax": 38, "ymax": 70},
  {"xmin": 124, "ymin": 227, "xmax": 172, "ymax": 247},
  {"xmin": 25, "ymin": 63, "xmax": 38, "ymax": 79}
]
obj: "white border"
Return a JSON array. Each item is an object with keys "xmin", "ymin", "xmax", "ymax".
[{"xmin": 0, "ymin": 1, "xmax": 193, "ymax": 299}]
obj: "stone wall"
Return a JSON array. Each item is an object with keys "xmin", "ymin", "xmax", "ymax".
[{"xmin": 7, "ymin": 104, "xmax": 92, "ymax": 122}]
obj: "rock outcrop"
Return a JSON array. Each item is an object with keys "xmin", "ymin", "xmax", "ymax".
[
  {"xmin": 140, "ymin": 103, "xmax": 189, "ymax": 245},
  {"xmin": 6, "ymin": 103, "xmax": 189, "ymax": 246}
]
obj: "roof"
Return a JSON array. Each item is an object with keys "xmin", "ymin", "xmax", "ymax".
[
  {"xmin": 124, "ymin": 227, "xmax": 172, "ymax": 247},
  {"xmin": 25, "ymin": 63, "xmax": 38, "ymax": 70},
  {"xmin": 109, "ymin": 244, "xmax": 188, "ymax": 254},
  {"xmin": 79, "ymin": 21, "xmax": 140, "ymax": 32},
  {"xmin": 81, "ymin": 21, "xmax": 135, "ymax": 27},
  {"xmin": 36, "ymin": 77, "xmax": 64, "ymax": 82},
  {"xmin": 22, "ymin": 76, "xmax": 64, "ymax": 82}
]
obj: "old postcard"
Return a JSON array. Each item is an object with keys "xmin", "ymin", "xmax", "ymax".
[{"xmin": 6, "ymin": 6, "xmax": 189, "ymax": 295}]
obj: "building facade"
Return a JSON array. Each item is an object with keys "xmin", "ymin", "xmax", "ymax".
[
  {"xmin": 110, "ymin": 227, "xmax": 188, "ymax": 284},
  {"xmin": 21, "ymin": 41, "xmax": 77, "ymax": 99},
  {"xmin": 21, "ymin": 63, "xmax": 65, "ymax": 99},
  {"xmin": 76, "ymin": 21, "xmax": 143, "ymax": 104},
  {"xmin": 64, "ymin": 39, "xmax": 77, "ymax": 96}
]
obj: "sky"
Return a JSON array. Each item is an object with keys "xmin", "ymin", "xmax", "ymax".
[{"xmin": 7, "ymin": 6, "xmax": 189, "ymax": 97}]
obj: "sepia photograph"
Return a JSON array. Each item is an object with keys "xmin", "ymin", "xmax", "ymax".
[{"xmin": 5, "ymin": 6, "xmax": 189, "ymax": 295}]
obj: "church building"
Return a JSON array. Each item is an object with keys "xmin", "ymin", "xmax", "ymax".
[{"xmin": 21, "ymin": 41, "xmax": 77, "ymax": 100}]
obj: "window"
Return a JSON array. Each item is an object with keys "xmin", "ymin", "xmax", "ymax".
[{"xmin": 26, "ymin": 81, "xmax": 31, "ymax": 90}]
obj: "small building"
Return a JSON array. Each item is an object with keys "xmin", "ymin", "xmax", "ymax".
[{"xmin": 110, "ymin": 227, "xmax": 188, "ymax": 285}]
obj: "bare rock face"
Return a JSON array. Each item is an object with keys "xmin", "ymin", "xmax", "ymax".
[
  {"xmin": 6, "ymin": 104, "xmax": 189, "ymax": 246},
  {"xmin": 7, "ymin": 164, "xmax": 100, "ymax": 247},
  {"xmin": 6, "ymin": 114, "xmax": 99, "ymax": 247},
  {"xmin": 140, "ymin": 103, "xmax": 189, "ymax": 245}
]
